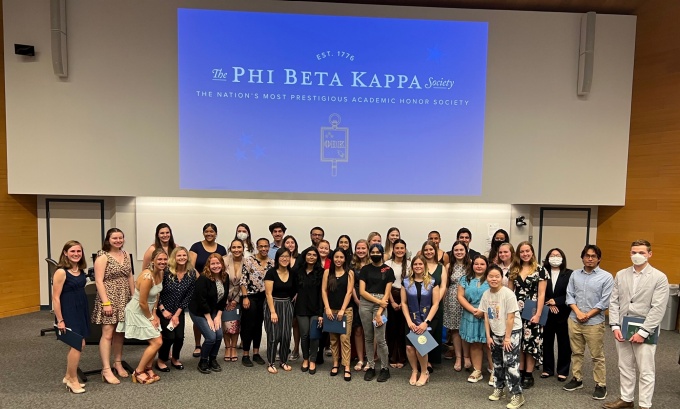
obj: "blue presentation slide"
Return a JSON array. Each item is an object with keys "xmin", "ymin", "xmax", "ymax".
[{"xmin": 178, "ymin": 9, "xmax": 488, "ymax": 195}]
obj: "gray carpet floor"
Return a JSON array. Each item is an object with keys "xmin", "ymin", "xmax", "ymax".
[{"xmin": 1, "ymin": 311, "xmax": 678, "ymax": 408}]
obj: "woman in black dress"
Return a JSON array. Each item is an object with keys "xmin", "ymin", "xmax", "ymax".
[{"xmin": 52, "ymin": 240, "xmax": 90, "ymax": 394}]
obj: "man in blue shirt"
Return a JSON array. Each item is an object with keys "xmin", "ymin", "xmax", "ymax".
[
  {"xmin": 268, "ymin": 222, "xmax": 286, "ymax": 259},
  {"xmin": 564, "ymin": 244, "xmax": 614, "ymax": 401}
]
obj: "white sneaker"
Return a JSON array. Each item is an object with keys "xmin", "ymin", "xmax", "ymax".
[
  {"xmin": 489, "ymin": 388, "xmax": 506, "ymax": 401},
  {"xmin": 489, "ymin": 374, "xmax": 496, "ymax": 386},
  {"xmin": 467, "ymin": 369, "xmax": 483, "ymax": 383},
  {"xmin": 506, "ymin": 394, "xmax": 525, "ymax": 409}
]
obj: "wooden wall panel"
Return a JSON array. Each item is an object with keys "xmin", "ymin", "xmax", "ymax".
[
  {"xmin": 0, "ymin": 1, "xmax": 40, "ymax": 318},
  {"xmin": 597, "ymin": 0, "xmax": 680, "ymax": 298}
]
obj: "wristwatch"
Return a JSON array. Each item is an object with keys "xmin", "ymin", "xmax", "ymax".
[
  {"xmin": 425, "ymin": 319, "xmax": 431, "ymax": 325},
  {"xmin": 159, "ymin": 307, "xmax": 165, "ymax": 312}
]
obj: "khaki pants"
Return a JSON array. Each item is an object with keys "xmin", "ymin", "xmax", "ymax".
[
  {"xmin": 568, "ymin": 319, "xmax": 606, "ymax": 386},
  {"xmin": 329, "ymin": 308, "xmax": 353, "ymax": 367}
]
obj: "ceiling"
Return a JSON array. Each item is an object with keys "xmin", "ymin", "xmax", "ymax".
[{"xmin": 289, "ymin": 0, "xmax": 645, "ymax": 15}]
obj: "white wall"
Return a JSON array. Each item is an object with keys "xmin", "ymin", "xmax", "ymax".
[{"xmin": 4, "ymin": 0, "xmax": 636, "ymax": 205}]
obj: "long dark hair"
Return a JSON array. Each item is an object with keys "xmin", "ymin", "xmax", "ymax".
[
  {"xmin": 327, "ymin": 248, "xmax": 349, "ymax": 293},
  {"xmin": 389, "ymin": 239, "xmax": 409, "ymax": 280},
  {"xmin": 448, "ymin": 240, "xmax": 471, "ymax": 279},
  {"xmin": 466, "ymin": 254, "xmax": 489, "ymax": 284},
  {"xmin": 488, "ymin": 228, "xmax": 510, "ymax": 263},
  {"xmin": 282, "ymin": 235, "xmax": 299, "ymax": 258},
  {"xmin": 336, "ymin": 235, "xmax": 353, "ymax": 260},
  {"xmin": 542, "ymin": 247, "xmax": 568, "ymax": 272},
  {"xmin": 234, "ymin": 223, "xmax": 254, "ymax": 253},
  {"xmin": 297, "ymin": 246, "xmax": 323, "ymax": 287},
  {"xmin": 153, "ymin": 223, "xmax": 176, "ymax": 254},
  {"xmin": 102, "ymin": 228, "xmax": 124, "ymax": 251}
]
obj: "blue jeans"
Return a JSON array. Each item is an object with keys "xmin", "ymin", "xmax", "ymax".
[{"xmin": 189, "ymin": 311, "xmax": 223, "ymax": 360}]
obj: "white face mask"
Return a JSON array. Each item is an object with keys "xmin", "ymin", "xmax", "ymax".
[
  {"xmin": 631, "ymin": 254, "xmax": 647, "ymax": 266},
  {"xmin": 236, "ymin": 232, "xmax": 248, "ymax": 241},
  {"xmin": 548, "ymin": 256, "xmax": 563, "ymax": 267}
]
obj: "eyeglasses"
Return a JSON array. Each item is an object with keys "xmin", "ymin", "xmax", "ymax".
[{"xmin": 583, "ymin": 254, "xmax": 599, "ymax": 259}]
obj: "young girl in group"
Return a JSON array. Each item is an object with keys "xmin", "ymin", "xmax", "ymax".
[{"xmin": 481, "ymin": 265, "xmax": 525, "ymax": 409}]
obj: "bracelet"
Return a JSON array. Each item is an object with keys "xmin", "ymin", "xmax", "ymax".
[
  {"xmin": 101, "ymin": 301, "xmax": 111, "ymax": 306},
  {"xmin": 148, "ymin": 316, "xmax": 154, "ymax": 321}
]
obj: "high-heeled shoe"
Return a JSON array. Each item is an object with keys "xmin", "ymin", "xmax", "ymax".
[
  {"xmin": 65, "ymin": 381, "xmax": 86, "ymax": 394},
  {"xmin": 145, "ymin": 367, "xmax": 161, "ymax": 382},
  {"xmin": 101, "ymin": 368, "xmax": 120, "ymax": 385},
  {"xmin": 112, "ymin": 361, "xmax": 129, "ymax": 378},
  {"xmin": 416, "ymin": 371, "xmax": 430, "ymax": 387},
  {"xmin": 62, "ymin": 377, "xmax": 85, "ymax": 388},
  {"xmin": 131, "ymin": 370, "xmax": 153, "ymax": 384},
  {"xmin": 409, "ymin": 370, "xmax": 419, "ymax": 386}
]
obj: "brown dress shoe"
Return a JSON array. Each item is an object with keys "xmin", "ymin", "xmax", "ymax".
[{"xmin": 602, "ymin": 398, "xmax": 634, "ymax": 409}]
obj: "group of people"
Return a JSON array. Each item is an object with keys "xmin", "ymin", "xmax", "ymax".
[{"xmin": 51, "ymin": 222, "xmax": 670, "ymax": 409}]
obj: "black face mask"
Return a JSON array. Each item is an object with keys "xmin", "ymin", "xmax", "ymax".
[{"xmin": 370, "ymin": 255, "xmax": 383, "ymax": 263}]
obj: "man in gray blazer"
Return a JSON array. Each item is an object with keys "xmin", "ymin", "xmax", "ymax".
[{"xmin": 602, "ymin": 240, "xmax": 669, "ymax": 409}]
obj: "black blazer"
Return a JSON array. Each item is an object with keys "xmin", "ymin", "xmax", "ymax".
[
  {"xmin": 545, "ymin": 268, "xmax": 573, "ymax": 323},
  {"xmin": 189, "ymin": 274, "xmax": 229, "ymax": 315}
]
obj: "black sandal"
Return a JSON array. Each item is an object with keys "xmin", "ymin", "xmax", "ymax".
[
  {"xmin": 344, "ymin": 370, "xmax": 352, "ymax": 381},
  {"xmin": 330, "ymin": 366, "xmax": 339, "ymax": 376}
]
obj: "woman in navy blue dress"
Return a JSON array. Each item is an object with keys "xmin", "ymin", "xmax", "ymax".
[{"xmin": 52, "ymin": 240, "xmax": 90, "ymax": 394}]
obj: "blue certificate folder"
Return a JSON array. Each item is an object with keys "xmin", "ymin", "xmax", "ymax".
[
  {"xmin": 622, "ymin": 316, "xmax": 659, "ymax": 345},
  {"xmin": 222, "ymin": 307, "xmax": 241, "ymax": 322},
  {"xmin": 310, "ymin": 322, "xmax": 322, "ymax": 340},
  {"xmin": 54, "ymin": 326, "xmax": 84, "ymax": 351},
  {"xmin": 323, "ymin": 316, "xmax": 347, "ymax": 334},
  {"xmin": 520, "ymin": 300, "xmax": 549, "ymax": 326},
  {"xmin": 407, "ymin": 330, "xmax": 438, "ymax": 356}
]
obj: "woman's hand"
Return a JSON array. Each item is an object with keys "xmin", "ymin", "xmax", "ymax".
[
  {"xmin": 162, "ymin": 309, "xmax": 172, "ymax": 319},
  {"xmin": 546, "ymin": 298, "xmax": 556, "ymax": 306},
  {"xmin": 152, "ymin": 316, "xmax": 161, "ymax": 330},
  {"xmin": 317, "ymin": 316, "xmax": 324, "ymax": 327},
  {"xmin": 271, "ymin": 312, "xmax": 279, "ymax": 324},
  {"xmin": 416, "ymin": 322, "xmax": 427, "ymax": 335},
  {"xmin": 378, "ymin": 299, "xmax": 388, "ymax": 308},
  {"xmin": 337, "ymin": 309, "xmax": 345, "ymax": 321},
  {"xmin": 207, "ymin": 318, "xmax": 216, "ymax": 332},
  {"xmin": 103, "ymin": 305, "xmax": 113, "ymax": 316},
  {"xmin": 473, "ymin": 308, "xmax": 484, "ymax": 319},
  {"xmin": 486, "ymin": 337, "xmax": 494, "ymax": 350},
  {"xmin": 227, "ymin": 300, "xmax": 237, "ymax": 311},
  {"xmin": 391, "ymin": 301, "xmax": 400, "ymax": 311},
  {"xmin": 242, "ymin": 297, "xmax": 251, "ymax": 309},
  {"xmin": 213, "ymin": 317, "xmax": 221, "ymax": 331},
  {"xmin": 530, "ymin": 314, "xmax": 540, "ymax": 324},
  {"xmin": 408, "ymin": 321, "xmax": 418, "ymax": 332},
  {"xmin": 549, "ymin": 306, "xmax": 559, "ymax": 314},
  {"xmin": 325, "ymin": 308, "xmax": 334, "ymax": 320},
  {"xmin": 171, "ymin": 315, "xmax": 180, "ymax": 327},
  {"xmin": 57, "ymin": 320, "xmax": 66, "ymax": 333},
  {"xmin": 374, "ymin": 314, "xmax": 384, "ymax": 327}
]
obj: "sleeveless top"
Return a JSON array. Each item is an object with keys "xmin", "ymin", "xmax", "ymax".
[
  {"xmin": 403, "ymin": 277, "xmax": 436, "ymax": 325},
  {"xmin": 328, "ymin": 271, "xmax": 350, "ymax": 310}
]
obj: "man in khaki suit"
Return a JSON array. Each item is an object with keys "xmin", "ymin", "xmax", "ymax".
[{"xmin": 603, "ymin": 240, "xmax": 669, "ymax": 409}]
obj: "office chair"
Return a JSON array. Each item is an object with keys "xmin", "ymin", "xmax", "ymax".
[{"xmin": 39, "ymin": 258, "xmax": 59, "ymax": 336}]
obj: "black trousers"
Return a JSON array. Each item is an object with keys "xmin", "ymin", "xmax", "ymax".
[
  {"xmin": 241, "ymin": 292, "xmax": 265, "ymax": 353},
  {"xmin": 156, "ymin": 311, "xmax": 186, "ymax": 361},
  {"xmin": 542, "ymin": 316, "xmax": 571, "ymax": 377}
]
